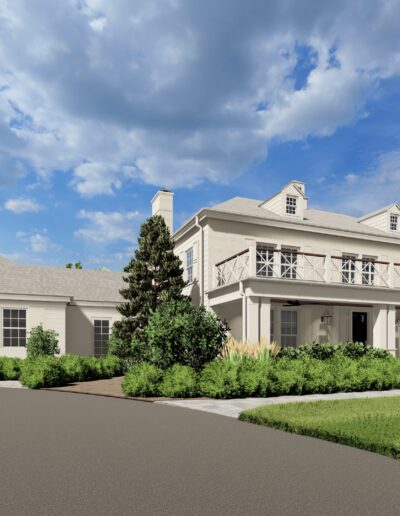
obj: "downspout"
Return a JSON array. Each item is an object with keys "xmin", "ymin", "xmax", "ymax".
[{"xmin": 194, "ymin": 215, "xmax": 204, "ymax": 305}]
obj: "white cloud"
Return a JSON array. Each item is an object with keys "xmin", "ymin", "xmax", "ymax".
[
  {"xmin": 4, "ymin": 197, "xmax": 42, "ymax": 214},
  {"xmin": 16, "ymin": 229, "xmax": 60, "ymax": 253},
  {"xmin": 75, "ymin": 210, "xmax": 140, "ymax": 243},
  {"xmin": 0, "ymin": 1, "xmax": 400, "ymax": 192}
]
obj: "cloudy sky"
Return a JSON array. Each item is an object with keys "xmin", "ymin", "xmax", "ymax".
[{"xmin": 1, "ymin": 0, "xmax": 400, "ymax": 270}]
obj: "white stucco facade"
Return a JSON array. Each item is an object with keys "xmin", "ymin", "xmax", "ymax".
[{"xmin": 173, "ymin": 181, "xmax": 400, "ymax": 356}]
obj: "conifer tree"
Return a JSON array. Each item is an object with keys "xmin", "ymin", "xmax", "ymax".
[{"xmin": 113, "ymin": 215, "xmax": 186, "ymax": 349}]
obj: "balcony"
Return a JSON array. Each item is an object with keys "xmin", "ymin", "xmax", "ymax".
[{"xmin": 215, "ymin": 246, "xmax": 400, "ymax": 290}]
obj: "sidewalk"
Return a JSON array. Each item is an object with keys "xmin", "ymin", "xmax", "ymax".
[{"xmin": 156, "ymin": 390, "xmax": 400, "ymax": 418}]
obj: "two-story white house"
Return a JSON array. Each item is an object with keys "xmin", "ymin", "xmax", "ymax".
[{"xmin": 153, "ymin": 181, "xmax": 400, "ymax": 356}]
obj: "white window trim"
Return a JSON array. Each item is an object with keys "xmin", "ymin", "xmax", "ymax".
[
  {"xmin": 285, "ymin": 195, "xmax": 297, "ymax": 216},
  {"xmin": 1, "ymin": 307, "xmax": 28, "ymax": 348},
  {"xmin": 91, "ymin": 316, "xmax": 112, "ymax": 357},
  {"xmin": 390, "ymin": 213, "xmax": 398, "ymax": 232},
  {"xmin": 185, "ymin": 246, "xmax": 194, "ymax": 284}
]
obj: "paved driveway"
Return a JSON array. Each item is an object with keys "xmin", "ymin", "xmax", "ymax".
[{"xmin": 1, "ymin": 389, "xmax": 400, "ymax": 515}]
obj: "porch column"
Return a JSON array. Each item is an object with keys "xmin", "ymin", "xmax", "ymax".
[
  {"xmin": 387, "ymin": 306, "xmax": 396, "ymax": 355},
  {"xmin": 246, "ymin": 295, "xmax": 260, "ymax": 342},
  {"xmin": 372, "ymin": 305, "xmax": 388, "ymax": 349},
  {"xmin": 259, "ymin": 297, "xmax": 271, "ymax": 342}
]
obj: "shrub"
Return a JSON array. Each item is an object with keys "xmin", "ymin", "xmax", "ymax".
[
  {"xmin": 108, "ymin": 330, "xmax": 132, "ymax": 359},
  {"xmin": 59, "ymin": 354, "xmax": 90, "ymax": 382},
  {"xmin": 134, "ymin": 299, "xmax": 228, "ymax": 370},
  {"xmin": 26, "ymin": 325, "xmax": 60, "ymax": 357},
  {"xmin": 122, "ymin": 363, "xmax": 163, "ymax": 397},
  {"xmin": 237, "ymin": 358, "xmax": 272, "ymax": 397},
  {"xmin": 198, "ymin": 360, "xmax": 239, "ymax": 398},
  {"xmin": 0, "ymin": 357, "xmax": 22, "ymax": 380},
  {"xmin": 19, "ymin": 356, "xmax": 66, "ymax": 389},
  {"xmin": 97, "ymin": 356, "xmax": 124, "ymax": 378},
  {"xmin": 159, "ymin": 364, "xmax": 198, "ymax": 397},
  {"xmin": 277, "ymin": 341, "xmax": 393, "ymax": 361}
]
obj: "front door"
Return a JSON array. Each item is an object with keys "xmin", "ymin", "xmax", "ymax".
[{"xmin": 352, "ymin": 312, "xmax": 367, "ymax": 343}]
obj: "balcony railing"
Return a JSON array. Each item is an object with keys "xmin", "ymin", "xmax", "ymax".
[{"xmin": 215, "ymin": 247, "xmax": 400, "ymax": 289}]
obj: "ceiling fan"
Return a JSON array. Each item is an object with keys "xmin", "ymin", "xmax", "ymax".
[{"xmin": 283, "ymin": 300, "xmax": 301, "ymax": 307}]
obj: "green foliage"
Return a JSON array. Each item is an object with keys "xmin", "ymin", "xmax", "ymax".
[
  {"xmin": 239, "ymin": 397, "xmax": 400, "ymax": 459},
  {"xmin": 198, "ymin": 360, "xmax": 239, "ymax": 398},
  {"xmin": 113, "ymin": 215, "xmax": 186, "ymax": 353},
  {"xmin": 66, "ymin": 262, "xmax": 82, "ymax": 269},
  {"xmin": 59, "ymin": 354, "xmax": 91, "ymax": 382},
  {"xmin": 122, "ymin": 363, "xmax": 163, "ymax": 397},
  {"xmin": 19, "ymin": 356, "xmax": 66, "ymax": 389},
  {"xmin": 26, "ymin": 325, "xmax": 60, "ymax": 358},
  {"xmin": 108, "ymin": 330, "xmax": 132, "ymax": 359},
  {"xmin": 237, "ymin": 358, "xmax": 271, "ymax": 397},
  {"xmin": 277, "ymin": 341, "xmax": 392, "ymax": 361},
  {"xmin": 134, "ymin": 299, "xmax": 228, "ymax": 369},
  {"xmin": 159, "ymin": 364, "xmax": 198, "ymax": 397},
  {"xmin": 0, "ymin": 357, "xmax": 22, "ymax": 380}
]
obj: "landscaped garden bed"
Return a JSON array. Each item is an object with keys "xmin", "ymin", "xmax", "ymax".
[{"xmin": 239, "ymin": 397, "xmax": 400, "ymax": 459}]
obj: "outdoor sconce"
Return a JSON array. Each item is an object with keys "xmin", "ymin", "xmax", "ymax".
[{"xmin": 321, "ymin": 309, "xmax": 333, "ymax": 326}]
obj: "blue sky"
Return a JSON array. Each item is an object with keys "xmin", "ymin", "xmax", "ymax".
[{"xmin": 1, "ymin": 0, "xmax": 400, "ymax": 271}]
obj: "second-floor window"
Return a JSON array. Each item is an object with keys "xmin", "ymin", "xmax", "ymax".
[
  {"xmin": 341, "ymin": 255, "xmax": 356, "ymax": 284},
  {"xmin": 390, "ymin": 214, "xmax": 398, "ymax": 231},
  {"xmin": 3, "ymin": 309, "xmax": 26, "ymax": 347},
  {"xmin": 256, "ymin": 246, "xmax": 274, "ymax": 277},
  {"xmin": 286, "ymin": 195, "xmax": 297, "ymax": 215},
  {"xmin": 362, "ymin": 257, "xmax": 375, "ymax": 285},
  {"xmin": 281, "ymin": 248, "xmax": 297, "ymax": 279},
  {"xmin": 186, "ymin": 247, "xmax": 193, "ymax": 283}
]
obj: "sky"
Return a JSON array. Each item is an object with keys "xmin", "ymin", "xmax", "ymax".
[{"xmin": 1, "ymin": 0, "xmax": 400, "ymax": 271}]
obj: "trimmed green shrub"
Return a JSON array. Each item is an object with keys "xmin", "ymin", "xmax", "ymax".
[
  {"xmin": 19, "ymin": 356, "xmax": 66, "ymax": 389},
  {"xmin": 0, "ymin": 357, "xmax": 22, "ymax": 380},
  {"xmin": 97, "ymin": 356, "xmax": 124, "ymax": 378},
  {"xmin": 277, "ymin": 341, "xmax": 392, "ymax": 361},
  {"xmin": 59, "ymin": 354, "xmax": 91, "ymax": 382},
  {"xmin": 237, "ymin": 358, "xmax": 272, "ymax": 397},
  {"xmin": 122, "ymin": 363, "xmax": 163, "ymax": 397},
  {"xmin": 108, "ymin": 330, "xmax": 132, "ymax": 359},
  {"xmin": 159, "ymin": 364, "xmax": 198, "ymax": 397},
  {"xmin": 26, "ymin": 325, "xmax": 60, "ymax": 357},
  {"xmin": 133, "ymin": 299, "xmax": 228, "ymax": 370},
  {"xmin": 198, "ymin": 360, "xmax": 239, "ymax": 398}
]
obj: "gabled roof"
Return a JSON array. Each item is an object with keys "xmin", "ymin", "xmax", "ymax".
[
  {"xmin": 208, "ymin": 197, "xmax": 400, "ymax": 240},
  {"xmin": 358, "ymin": 203, "xmax": 400, "ymax": 222},
  {"xmin": 0, "ymin": 258, "xmax": 124, "ymax": 302}
]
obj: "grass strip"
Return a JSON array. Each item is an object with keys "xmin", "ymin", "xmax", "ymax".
[{"xmin": 239, "ymin": 397, "xmax": 400, "ymax": 459}]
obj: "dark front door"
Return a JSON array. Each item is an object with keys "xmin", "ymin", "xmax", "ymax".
[{"xmin": 352, "ymin": 312, "xmax": 368, "ymax": 343}]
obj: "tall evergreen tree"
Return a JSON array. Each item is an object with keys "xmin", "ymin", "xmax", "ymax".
[{"xmin": 113, "ymin": 215, "xmax": 186, "ymax": 347}]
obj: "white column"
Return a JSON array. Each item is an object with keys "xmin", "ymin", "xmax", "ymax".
[
  {"xmin": 248, "ymin": 241, "xmax": 257, "ymax": 277},
  {"xmin": 372, "ymin": 305, "xmax": 388, "ymax": 349},
  {"xmin": 246, "ymin": 296, "xmax": 260, "ymax": 342},
  {"xmin": 241, "ymin": 295, "xmax": 247, "ymax": 341},
  {"xmin": 332, "ymin": 306, "xmax": 341, "ymax": 343},
  {"xmin": 259, "ymin": 298, "xmax": 271, "ymax": 342},
  {"xmin": 387, "ymin": 306, "xmax": 396, "ymax": 355}
]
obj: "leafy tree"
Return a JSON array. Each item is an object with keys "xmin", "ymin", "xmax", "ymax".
[
  {"xmin": 66, "ymin": 262, "xmax": 83, "ymax": 269},
  {"xmin": 112, "ymin": 215, "xmax": 186, "ymax": 350},
  {"xmin": 26, "ymin": 325, "xmax": 60, "ymax": 357}
]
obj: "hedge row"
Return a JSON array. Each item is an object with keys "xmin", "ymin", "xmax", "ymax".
[
  {"xmin": 122, "ymin": 355, "xmax": 400, "ymax": 398},
  {"xmin": 0, "ymin": 355, "xmax": 124, "ymax": 389},
  {"xmin": 277, "ymin": 341, "xmax": 391, "ymax": 361}
]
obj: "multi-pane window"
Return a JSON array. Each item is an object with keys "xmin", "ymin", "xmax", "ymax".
[
  {"xmin": 270, "ymin": 310, "xmax": 275, "ymax": 343},
  {"xmin": 281, "ymin": 248, "xmax": 297, "ymax": 279},
  {"xmin": 362, "ymin": 258, "xmax": 375, "ymax": 285},
  {"xmin": 256, "ymin": 246, "xmax": 274, "ymax": 277},
  {"xmin": 286, "ymin": 195, "xmax": 297, "ymax": 215},
  {"xmin": 341, "ymin": 255, "xmax": 356, "ymax": 284},
  {"xmin": 390, "ymin": 214, "xmax": 398, "ymax": 231},
  {"xmin": 2, "ymin": 309, "xmax": 26, "ymax": 347},
  {"xmin": 186, "ymin": 247, "xmax": 193, "ymax": 283},
  {"xmin": 94, "ymin": 320, "xmax": 110, "ymax": 357},
  {"xmin": 281, "ymin": 310, "xmax": 297, "ymax": 347}
]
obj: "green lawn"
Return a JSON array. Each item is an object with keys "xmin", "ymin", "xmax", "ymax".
[{"xmin": 239, "ymin": 397, "xmax": 400, "ymax": 459}]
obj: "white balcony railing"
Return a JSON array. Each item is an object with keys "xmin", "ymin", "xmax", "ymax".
[{"xmin": 215, "ymin": 247, "xmax": 400, "ymax": 289}]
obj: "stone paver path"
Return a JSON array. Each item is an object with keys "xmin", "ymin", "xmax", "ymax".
[
  {"xmin": 0, "ymin": 381, "xmax": 26, "ymax": 389},
  {"xmin": 156, "ymin": 389, "xmax": 400, "ymax": 418}
]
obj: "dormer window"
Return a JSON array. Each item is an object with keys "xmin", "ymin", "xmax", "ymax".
[
  {"xmin": 286, "ymin": 195, "xmax": 297, "ymax": 215},
  {"xmin": 390, "ymin": 214, "xmax": 398, "ymax": 231}
]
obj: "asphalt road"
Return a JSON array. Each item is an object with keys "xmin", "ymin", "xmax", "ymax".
[{"xmin": 1, "ymin": 390, "xmax": 400, "ymax": 516}]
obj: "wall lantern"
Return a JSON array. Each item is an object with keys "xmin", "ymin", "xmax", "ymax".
[{"xmin": 321, "ymin": 309, "xmax": 333, "ymax": 326}]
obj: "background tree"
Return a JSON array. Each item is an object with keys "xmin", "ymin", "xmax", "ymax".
[
  {"xmin": 112, "ymin": 215, "xmax": 186, "ymax": 353},
  {"xmin": 66, "ymin": 262, "xmax": 83, "ymax": 269}
]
